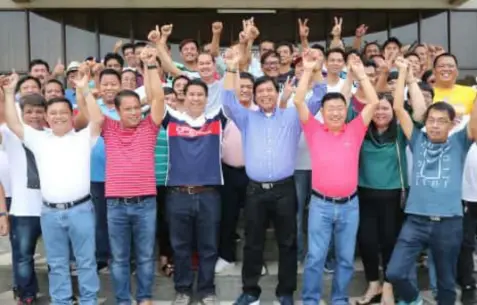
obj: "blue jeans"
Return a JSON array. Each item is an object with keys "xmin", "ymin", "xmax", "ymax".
[
  {"xmin": 302, "ymin": 195, "xmax": 359, "ymax": 305},
  {"xmin": 5, "ymin": 198, "xmax": 16, "ymax": 288},
  {"xmin": 10, "ymin": 215, "xmax": 41, "ymax": 300},
  {"xmin": 41, "ymin": 200, "xmax": 99, "ymax": 305},
  {"xmin": 409, "ymin": 249, "xmax": 437, "ymax": 296},
  {"xmin": 107, "ymin": 196, "xmax": 157, "ymax": 304},
  {"xmin": 167, "ymin": 189, "xmax": 221, "ymax": 297},
  {"xmin": 387, "ymin": 215, "xmax": 462, "ymax": 305},
  {"xmin": 294, "ymin": 170, "xmax": 311, "ymax": 263},
  {"xmin": 91, "ymin": 182, "xmax": 109, "ymax": 263}
]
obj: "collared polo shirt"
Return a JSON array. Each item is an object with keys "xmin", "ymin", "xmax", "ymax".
[
  {"xmin": 23, "ymin": 124, "xmax": 98, "ymax": 203},
  {"xmin": 302, "ymin": 112, "xmax": 367, "ymax": 197}
]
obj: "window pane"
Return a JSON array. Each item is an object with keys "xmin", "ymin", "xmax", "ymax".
[
  {"xmin": 64, "ymin": 11, "xmax": 97, "ymax": 63},
  {"xmin": 327, "ymin": 11, "xmax": 358, "ymax": 49},
  {"xmin": 29, "ymin": 11, "xmax": 62, "ymax": 71},
  {"xmin": 99, "ymin": 10, "xmax": 132, "ymax": 58},
  {"xmin": 359, "ymin": 11, "xmax": 388, "ymax": 47},
  {"xmin": 390, "ymin": 11, "xmax": 418, "ymax": 45},
  {"xmin": 421, "ymin": 11, "xmax": 448, "ymax": 50},
  {"xmin": 451, "ymin": 12, "xmax": 477, "ymax": 68},
  {"xmin": 457, "ymin": 70, "xmax": 477, "ymax": 84},
  {"xmin": 0, "ymin": 12, "xmax": 28, "ymax": 72}
]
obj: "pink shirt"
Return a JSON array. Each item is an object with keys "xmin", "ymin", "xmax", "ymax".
[
  {"xmin": 102, "ymin": 116, "xmax": 159, "ymax": 197},
  {"xmin": 302, "ymin": 112, "xmax": 367, "ymax": 197},
  {"xmin": 221, "ymin": 104, "xmax": 257, "ymax": 167}
]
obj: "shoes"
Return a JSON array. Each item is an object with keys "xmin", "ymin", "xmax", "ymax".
[
  {"xmin": 215, "ymin": 258, "xmax": 235, "ymax": 273},
  {"xmin": 233, "ymin": 293, "xmax": 259, "ymax": 305}
]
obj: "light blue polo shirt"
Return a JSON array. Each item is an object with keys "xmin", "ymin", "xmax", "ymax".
[{"xmin": 90, "ymin": 99, "xmax": 119, "ymax": 182}]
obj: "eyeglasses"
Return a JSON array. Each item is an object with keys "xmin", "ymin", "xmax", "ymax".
[{"xmin": 426, "ymin": 118, "xmax": 451, "ymax": 126}]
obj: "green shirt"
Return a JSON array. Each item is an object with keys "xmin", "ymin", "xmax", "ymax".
[{"xmin": 155, "ymin": 127, "xmax": 169, "ymax": 186}]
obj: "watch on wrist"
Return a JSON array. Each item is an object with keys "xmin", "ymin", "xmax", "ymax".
[{"xmin": 147, "ymin": 65, "xmax": 158, "ymax": 70}]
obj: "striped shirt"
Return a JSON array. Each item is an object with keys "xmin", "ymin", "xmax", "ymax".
[
  {"xmin": 102, "ymin": 115, "xmax": 159, "ymax": 197},
  {"xmin": 155, "ymin": 127, "xmax": 169, "ymax": 186}
]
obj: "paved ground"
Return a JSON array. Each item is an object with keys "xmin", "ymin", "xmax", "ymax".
[{"xmin": 0, "ymin": 236, "xmax": 445, "ymax": 305}]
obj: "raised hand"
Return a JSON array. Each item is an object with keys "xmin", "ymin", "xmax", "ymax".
[
  {"xmin": 224, "ymin": 48, "xmax": 240, "ymax": 69},
  {"xmin": 238, "ymin": 31, "xmax": 248, "ymax": 44},
  {"xmin": 52, "ymin": 58, "xmax": 65, "ymax": 76},
  {"xmin": 331, "ymin": 17, "xmax": 343, "ymax": 37},
  {"xmin": 302, "ymin": 48, "xmax": 322, "ymax": 71},
  {"xmin": 394, "ymin": 56, "xmax": 409, "ymax": 71},
  {"xmin": 355, "ymin": 24, "xmax": 368, "ymax": 37},
  {"xmin": 73, "ymin": 72, "xmax": 90, "ymax": 90},
  {"xmin": 148, "ymin": 25, "xmax": 161, "ymax": 43},
  {"xmin": 2, "ymin": 72, "xmax": 19, "ymax": 92},
  {"xmin": 298, "ymin": 18, "xmax": 309, "ymax": 38},
  {"xmin": 349, "ymin": 56, "xmax": 366, "ymax": 80},
  {"xmin": 212, "ymin": 21, "xmax": 223, "ymax": 35},
  {"xmin": 161, "ymin": 24, "xmax": 173, "ymax": 38},
  {"xmin": 141, "ymin": 47, "xmax": 158, "ymax": 65}
]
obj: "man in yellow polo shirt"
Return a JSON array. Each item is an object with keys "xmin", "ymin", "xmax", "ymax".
[{"xmin": 433, "ymin": 53, "xmax": 477, "ymax": 115}]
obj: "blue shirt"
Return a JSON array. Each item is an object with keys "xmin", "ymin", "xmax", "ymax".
[
  {"xmin": 405, "ymin": 126, "xmax": 473, "ymax": 217},
  {"xmin": 162, "ymin": 108, "xmax": 227, "ymax": 186},
  {"xmin": 222, "ymin": 83, "xmax": 326, "ymax": 182},
  {"xmin": 90, "ymin": 99, "xmax": 120, "ymax": 182},
  {"xmin": 65, "ymin": 89, "xmax": 77, "ymax": 108}
]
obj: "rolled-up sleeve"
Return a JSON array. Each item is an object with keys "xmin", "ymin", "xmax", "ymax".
[{"xmin": 222, "ymin": 89, "xmax": 249, "ymax": 130}]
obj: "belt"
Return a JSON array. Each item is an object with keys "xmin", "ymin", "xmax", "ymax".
[
  {"xmin": 171, "ymin": 186, "xmax": 215, "ymax": 195},
  {"xmin": 110, "ymin": 195, "xmax": 154, "ymax": 204},
  {"xmin": 312, "ymin": 190, "xmax": 357, "ymax": 204},
  {"xmin": 43, "ymin": 194, "xmax": 91, "ymax": 210},
  {"xmin": 419, "ymin": 215, "xmax": 460, "ymax": 222},
  {"xmin": 223, "ymin": 163, "xmax": 245, "ymax": 170},
  {"xmin": 249, "ymin": 176, "xmax": 294, "ymax": 190}
]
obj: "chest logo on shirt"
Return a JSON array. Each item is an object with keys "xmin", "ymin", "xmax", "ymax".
[
  {"xmin": 415, "ymin": 142, "xmax": 451, "ymax": 188},
  {"xmin": 169, "ymin": 120, "xmax": 221, "ymax": 138}
]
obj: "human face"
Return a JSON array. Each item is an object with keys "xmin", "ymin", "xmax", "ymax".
[
  {"xmin": 106, "ymin": 59, "xmax": 122, "ymax": 72},
  {"xmin": 164, "ymin": 93, "xmax": 177, "ymax": 109},
  {"xmin": 197, "ymin": 53, "xmax": 215, "ymax": 80},
  {"xmin": 259, "ymin": 41, "xmax": 274, "ymax": 57},
  {"xmin": 121, "ymin": 71, "xmax": 137, "ymax": 90},
  {"xmin": 100, "ymin": 74, "xmax": 121, "ymax": 104},
  {"xmin": 44, "ymin": 82, "xmax": 64, "ymax": 101},
  {"xmin": 239, "ymin": 78, "xmax": 254, "ymax": 104},
  {"xmin": 294, "ymin": 61, "xmax": 304, "ymax": 80},
  {"xmin": 184, "ymin": 84, "xmax": 207, "ymax": 118},
  {"xmin": 415, "ymin": 46, "xmax": 428, "ymax": 68},
  {"xmin": 407, "ymin": 55, "xmax": 421, "ymax": 77},
  {"xmin": 434, "ymin": 55, "xmax": 458, "ymax": 87},
  {"xmin": 322, "ymin": 99, "xmax": 347, "ymax": 131},
  {"xmin": 22, "ymin": 104, "xmax": 46, "ymax": 130},
  {"xmin": 19, "ymin": 80, "xmax": 41, "ymax": 97},
  {"xmin": 262, "ymin": 54, "xmax": 280, "ymax": 78},
  {"xmin": 425, "ymin": 108, "xmax": 453, "ymax": 143},
  {"xmin": 67, "ymin": 71, "xmax": 79, "ymax": 89},
  {"xmin": 123, "ymin": 47, "xmax": 136, "ymax": 68},
  {"xmin": 364, "ymin": 44, "xmax": 380, "ymax": 60},
  {"xmin": 30, "ymin": 64, "xmax": 49, "ymax": 85},
  {"xmin": 118, "ymin": 96, "xmax": 142, "ymax": 128},
  {"xmin": 421, "ymin": 90, "xmax": 434, "ymax": 107},
  {"xmin": 384, "ymin": 42, "xmax": 400, "ymax": 61},
  {"xmin": 180, "ymin": 42, "xmax": 199, "ymax": 64},
  {"xmin": 387, "ymin": 79, "xmax": 397, "ymax": 93},
  {"xmin": 46, "ymin": 102, "xmax": 73, "ymax": 135},
  {"xmin": 372, "ymin": 99, "xmax": 394, "ymax": 129},
  {"xmin": 173, "ymin": 78, "xmax": 188, "ymax": 101},
  {"xmin": 276, "ymin": 45, "xmax": 292, "ymax": 66},
  {"xmin": 326, "ymin": 52, "xmax": 345, "ymax": 75},
  {"xmin": 254, "ymin": 81, "xmax": 278, "ymax": 113}
]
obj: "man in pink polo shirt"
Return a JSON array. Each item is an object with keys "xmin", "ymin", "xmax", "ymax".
[{"xmin": 294, "ymin": 53, "xmax": 380, "ymax": 305}]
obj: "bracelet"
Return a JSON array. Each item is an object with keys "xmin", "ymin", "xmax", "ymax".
[
  {"xmin": 226, "ymin": 68, "xmax": 237, "ymax": 73},
  {"xmin": 147, "ymin": 65, "xmax": 158, "ymax": 70}
]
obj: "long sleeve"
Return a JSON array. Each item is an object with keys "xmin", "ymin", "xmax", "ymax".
[
  {"xmin": 307, "ymin": 83, "xmax": 327, "ymax": 116},
  {"xmin": 222, "ymin": 89, "xmax": 249, "ymax": 131}
]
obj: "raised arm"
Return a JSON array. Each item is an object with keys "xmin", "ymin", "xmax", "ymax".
[
  {"xmin": 350, "ymin": 57, "xmax": 380, "ymax": 126},
  {"xmin": 406, "ymin": 69, "xmax": 427, "ymax": 122},
  {"xmin": 154, "ymin": 25, "xmax": 183, "ymax": 78},
  {"xmin": 74, "ymin": 72, "xmax": 104, "ymax": 137},
  {"xmin": 141, "ymin": 46, "xmax": 165, "ymax": 125},
  {"xmin": 467, "ymin": 95, "xmax": 477, "ymax": 140},
  {"xmin": 1, "ymin": 73, "xmax": 24, "ymax": 140},
  {"xmin": 393, "ymin": 57, "xmax": 414, "ymax": 140}
]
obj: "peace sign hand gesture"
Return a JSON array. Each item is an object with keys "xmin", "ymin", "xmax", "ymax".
[
  {"xmin": 331, "ymin": 17, "xmax": 343, "ymax": 37},
  {"xmin": 298, "ymin": 18, "xmax": 309, "ymax": 38}
]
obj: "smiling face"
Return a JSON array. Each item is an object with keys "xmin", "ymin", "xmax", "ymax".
[
  {"xmin": 434, "ymin": 55, "xmax": 458, "ymax": 87},
  {"xmin": 46, "ymin": 101, "xmax": 73, "ymax": 135},
  {"xmin": 117, "ymin": 95, "xmax": 142, "ymax": 128},
  {"xmin": 100, "ymin": 74, "xmax": 121, "ymax": 105},
  {"xmin": 322, "ymin": 98, "xmax": 347, "ymax": 131},
  {"xmin": 372, "ymin": 99, "xmax": 394, "ymax": 129},
  {"xmin": 180, "ymin": 41, "xmax": 199, "ymax": 64},
  {"xmin": 197, "ymin": 53, "xmax": 215, "ymax": 80},
  {"xmin": 184, "ymin": 84, "xmax": 207, "ymax": 118},
  {"xmin": 254, "ymin": 80, "xmax": 278, "ymax": 113}
]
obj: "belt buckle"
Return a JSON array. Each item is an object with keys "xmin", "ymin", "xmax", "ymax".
[
  {"xmin": 430, "ymin": 216, "xmax": 441, "ymax": 221},
  {"xmin": 57, "ymin": 203, "xmax": 67, "ymax": 210},
  {"xmin": 261, "ymin": 183, "xmax": 273, "ymax": 190},
  {"xmin": 124, "ymin": 197, "xmax": 136, "ymax": 204}
]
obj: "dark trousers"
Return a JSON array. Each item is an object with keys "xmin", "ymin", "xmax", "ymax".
[
  {"xmin": 90, "ymin": 182, "xmax": 109, "ymax": 264},
  {"xmin": 10, "ymin": 214, "xmax": 41, "ymax": 300},
  {"xmin": 167, "ymin": 188, "xmax": 221, "ymax": 297},
  {"xmin": 156, "ymin": 186, "xmax": 172, "ymax": 258},
  {"xmin": 387, "ymin": 215, "xmax": 462, "ymax": 305},
  {"xmin": 242, "ymin": 177, "xmax": 297, "ymax": 298},
  {"xmin": 458, "ymin": 201, "xmax": 477, "ymax": 287},
  {"xmin": 357, "ymin": 187, "xmax": 402, "ymax": 282},
  {"xmin": 219, "ymin": 164, "xmax": 249, "ymax": 262}
]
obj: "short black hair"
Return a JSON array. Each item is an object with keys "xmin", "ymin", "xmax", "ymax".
[
  {"xmin": 179, "ymin": 39, "xmax": 199, "ymax": 52},
  {"xmin": 121, "ymin": 43, "xmax": 134, "ymax": 54},
  {"xmin": 433, "ymin": 52, "xmax": 458, "ymax": 68},
  {"xmin": 15, "ymin": 76, "xmax": 41, "ymax": 93},
  {"xmin": 321, "ymin": 92, "xmax": 347, "ymax": 107},
  {"xmin": 275, "ymin": 41, "xmax": 294, "ymax": 54},
  {"xmin": 260, "ymin": 50, "xmax": 280, "ymax": 65},
  {"xmin": 239, "ymin": 72, "xmax": 255, "ymax": 84},
  {"xmin": 133, "ymin": 42, "xmax": 147, "ymax": 52},
  {"xmin": 164, "ymin": 87, "xmax": 176, "ymax": 96},
  {"xmin": 364, "ymin": 60, "xmax": 377, "ymax": 69},
  {"xmin": 104, "ymin": 52, "xmax": 124, "ymax": 68},
  {"xmin": 253, "ymin": 76, "xmax": 279, "ymax": 96},
  {"xmin": 44, "ymin": 79, "xmax": 65, "ymax": 95},
  {"xmin": 114, "ymin": 89, "xmax": 140, "ymax": 109},
  {"xmin": 421, "ymin": 70, "xmax": 434, "ymax": 83},
  {"xmin": 404, "ymin": 52, "xmax": 420, "ymax": 60},
  {"xmin": 326, "ymin": 48, "xmax": 346, "ymax": 61},
  {"xmin": 184, "ymin": 78, "xmax": 208, "ymax": 96},
  {"xmin": 46, "ymin": 97, "xmax": 73, "ymax": 113},
  {"xmin": 310, "ymin": 44, "xmax": 325, "ymax": 55},
  {"xmin": 29, "ymin": 59, "xmax": 50, "ymax": 72},
  {"xmin": 197, "ymin": 52, "xmax": 215, "ymax": 63},
  {"xmin": 382, "ymin": 37, "xmax": 402, "ymax": 50},
  {"xmin": 19, "ymin": 93, "xmax": 47, "ymax": 111},
  {"xmin": 377, "ymin": 92, "xmax": 394, "ymax": 104},
  {"xmin": 172, "ymin": 75, "xmax": 190, "ymax": 88},
  {"xmin": 363, "ymin": 41, "xmax": 380, "ymax": 52},
  {"xmin": 424, "ymin": 101, "xmax": 456, "ymax": 122},
  {"xmin": 99, "ymin": 68, "xmax": 121, "ymax": 83}
]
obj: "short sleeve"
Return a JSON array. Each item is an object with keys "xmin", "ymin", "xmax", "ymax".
[
  {"xmin": 101, "ymin": 116, "xmax": 119, "ymax": 138},
  {"xmin": 80, "ymin": 124, "xmax": 100, "ymax": 148},
  {"xmin": 161, "ymin": 110, "xmax": 172, "ymax": 129},
  {"xmin": 452, "ymin": 124, "xmax": 473, "ymax": 152},
  {"xmin": 143, "ymin": 115, "xmax": 160, "ymax": 133},
  {"xmin": 409, "ymin": 126, "xmax": 424, "ymax": 152},
  {"xmin": 23, "ymin": 124, "xmax": 45, "ymax": 153},
  {"xmin": 348, "ymin": 115, "xmax": 367, "ymax": 140},
  {"xmin": 301, "ymin": 111, "xmax": 322, "ymax": 148}
]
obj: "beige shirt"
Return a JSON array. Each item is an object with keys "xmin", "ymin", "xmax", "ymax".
[{"xmin": 221, "ymin": 103, "xmax": 258, "ymax": 167}]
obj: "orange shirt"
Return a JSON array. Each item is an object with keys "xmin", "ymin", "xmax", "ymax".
[{"xmin": 302, "ymin": 112, "xmax": 367, "ymax": 197}]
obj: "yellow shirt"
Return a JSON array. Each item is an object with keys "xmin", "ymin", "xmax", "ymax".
[{"xmin": 433, "ymin": 84, "xmax": 476, "ymax": 115}]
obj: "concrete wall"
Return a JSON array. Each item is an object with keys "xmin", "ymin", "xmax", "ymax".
[{"xmin": 0, "ymin": 0, "xmax": 464, "ymax": 9}]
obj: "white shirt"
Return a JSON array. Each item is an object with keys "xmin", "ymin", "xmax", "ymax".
[
  {"xmin": 23, "ymin": 125, "xmax": 98, "ymax": 203},
  {"xmin": 463, "ymin": 144, "xmax": 477, "ymax": 202},
  {"xmin": 0, "ymin": 125, "xmax": 42, "ymax": 216},
  {"xmin": 0, "ymin": 146, "xmax": 11, "ymax": 198}
]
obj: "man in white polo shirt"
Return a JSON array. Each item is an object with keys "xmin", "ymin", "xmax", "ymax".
[{"xmin": 2, "ymin": 72, "xmax": 101, "ymax": 305}]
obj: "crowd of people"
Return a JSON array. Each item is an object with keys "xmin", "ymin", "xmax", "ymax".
[{"xmin": 0, "ymin": 14, "xmax": 475, "ymax": 305}]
